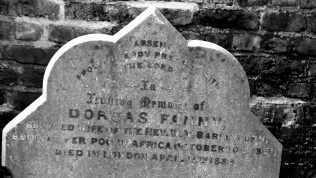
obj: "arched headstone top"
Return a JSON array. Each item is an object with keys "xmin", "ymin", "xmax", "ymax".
[{"xmin": 2, "ymin": 6, "xmax": 281, "ymax": 178}]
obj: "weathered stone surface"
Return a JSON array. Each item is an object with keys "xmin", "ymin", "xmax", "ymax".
[
  {"xmin": 308, "ymin": 12, "xmax": 316, "ymax": 34},
  {"xmin": 271, "ymin": 0, "xmax": 298, "ymax": 6},
  {"xmin": 0, "ymin": 61, "xmax": 21, "ymax": 86},
  {"xmin": 5, "ymin": 90, "xmax": 41, "ymax": 111},
  {"xmin": 66, "ymin": 1, "xmax": 198, "ymax": 26},
  {"xmin": 15, "ymin": 21, "xmax": 42, "ymax": 41},
  {"xmin": 250, "ymin": 96, "xmax": 306, "ymax": 136},
  {"xmin": 301, "ymin": 0, "xmax": 316, "ymax": 9},
  {"xmin": 48, "ymin": 21, "xmax": 115, "ymax": 44},
  {"xmin": 232, "ymin": 34, "xmax": 261, "ymax": 51},
  {"xmin": 287, "ymin": 83, "xmax": 311, "ymax": 98},
  {"xmin": 250, "ymin": 97, "xmax": 316, "ymax": 178},
  {"xmin": 181, "ymin": 30, "xmax": 232, "ymax": 50},
  {"xmin": 20, "ymin": 65, "xmax": 45, "ymax": 88},
  {"xmin": 286, "ymin": 13, "xmax": 307, "ymax": 32},
  {"xmin": 65, "ymin": 2, "xmax": 107, "ymax": 21},
  {"xmin": 237, "ymin": 0, "xmax": 268, "ymax": 6},
  {"xmin": 2, "ymin": 7, "xmax": 281, "ymax": 178},
  {"xmin": 260, "ymin": 35, "xmax": 291, "ymax": 53},
  {"xmin": 308, "ymin": 62, "xmax": 316, "ymax": 76},
  {"xmin": 49, "ymin": 24, "xmax": 87, "ymax": 43},
  {"xmin": 103, "ymin": 1, "xmax": 198, "ymax": 26}
]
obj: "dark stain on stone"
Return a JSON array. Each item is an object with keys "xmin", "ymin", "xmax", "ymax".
[
  {"xmin": 186, "ymin": 80, "xmax": 193, "ymax": 92},
  {"xmin": 93, "ymin": 44, "xmax": 101, "ymax": 50},
  {"xmin": 209, "ymin": 56, "xmax": 214, "ymax": 62},
  {"xmin": 189, "ymin": 47, "xmax": 206, "ymax": 59},
  {"xmin": 81, "ymin": 70, "xmax": 86, "ymax": 76}
]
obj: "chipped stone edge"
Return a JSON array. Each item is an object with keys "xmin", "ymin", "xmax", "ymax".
[{"xmin": 1, "ymin": 6, "xmax": 161, "ymax": 166}]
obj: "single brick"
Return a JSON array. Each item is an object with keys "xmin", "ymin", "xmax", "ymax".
[
  {"xmin": 65, "ymin": 2, "xmax": 107, "ymax": 21},
  {"xmin": 271, "ymin": 0, "xmax": 298, "ymax": 6},
  {"xmin": 261, "ymin": 34, "xmax": 291, "ymax": 53},
  {"xmin": 295, "ymin": 38, "xmax": 316, "ymax": 56},
  {"xmin": 3, "ymin": 44, "xmax": 58, "ymax": 65},
  {"xmin": 194, "ymin": 9, "xmax": 259, "ymax": 30},
  {"xmin": 48, "ymin": 21, "xmax": 114, "ymax": 44},
  {"xmin": 0, "ymin": 61, "xmax": 21, "ymax": 86},
  {"xmin": 15, "ymin": 21, "xmax": 42, "ymax": 41},
  {"xmin": 262, "ymin": 12, "xmax": 287, "ymax": 31},
  {"xmin": 308, "ymin": 62, "xmax": 316, "ymax": 76},
  {"xmin": 308, "ymin": 12, "xmax": 316, "ymax": 34},
  {"xmin": 237, "ymin": 0, "xmax": 268, "ymax": 6},
  {"xmin": 262, "ymin": 12, "xmax": 306, "ymax": 32},
  {"xmin": 232, "ymin": 34, "xmax": 261, "ymax": 51},
  {"xmin": 20, "ymin": 65, "xmax": 45, "ymax": 88},
  {"xmin": 202, "ymin": 0, "xmax": 233, "ymax": 4},
  {"xmin": 287, "ymin": 83, "xmax": 311, "ymax": 98},
  {"xmin": 0, "ymin": 0, "xmax": 61, "ymax": 20},
  {"xmin": 6, "ymin": 90, "xmax": 41, "ymax": 110},
  {"xmin": 0, "ymin": 19, "xmax": 14, "ymax": 40},
  {"xmin": 49, "ymin": 24, "xmax": 77, "ymax": 43},
  {"xmin": 301, "ymin": 0, "xmax": 316, "ymax": 9}
]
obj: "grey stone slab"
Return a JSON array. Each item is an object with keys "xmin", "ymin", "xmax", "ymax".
[{"xmin": 2, "ymin": 6, "xmax": 282, "ymax": 178}]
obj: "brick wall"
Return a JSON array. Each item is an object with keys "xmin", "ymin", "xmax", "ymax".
[{"xmin": 0, "ymin": 0, "xmax": 316, "ymax": 177}]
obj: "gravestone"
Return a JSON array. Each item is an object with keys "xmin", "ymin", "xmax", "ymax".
[{"xmin": 2, "ymin": 7, "xmax": 282, "ymax": 178}]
